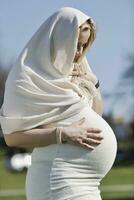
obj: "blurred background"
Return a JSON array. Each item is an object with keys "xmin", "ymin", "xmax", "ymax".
[{"xmin": 0, "ymin": 0, "xmax": 134, "ymax": 199}]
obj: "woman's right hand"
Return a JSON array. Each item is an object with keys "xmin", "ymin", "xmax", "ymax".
[{"xmin": 62, "ymin": 117, "xmax": 103, "ymax": 150}]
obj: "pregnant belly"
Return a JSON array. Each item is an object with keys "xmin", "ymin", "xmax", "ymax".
[
  {"xmin": 32, "ymin": 104, "xmax": 117, "ymax": 180},
  {"xmin": 55, "ymin": 105, "xmax": 117, "ymax": 177},
  {"xmin": 82, "ymin": 106, "xmax": 117, "ymax": 176}
]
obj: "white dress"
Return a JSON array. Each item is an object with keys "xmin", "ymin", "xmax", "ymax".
[{"xmin": 25, "ymin": 97, "xmax": 117, "ymax": 200}]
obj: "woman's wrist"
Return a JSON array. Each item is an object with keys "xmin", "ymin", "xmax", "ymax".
[
  {"xmin": 55, "ymin": 127, "xmax": 68, "ymax": 144},
  {"xmin": 62, "ymin": 127, "xmax": 68, "ymax": 143}
]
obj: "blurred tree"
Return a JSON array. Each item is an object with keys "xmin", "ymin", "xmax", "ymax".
[
  {"xmin": 104, "ymin": 55, "xmax": 134, "ymax": 121},
  {"xmin": 115, "ymin": 55, "xmax": 134, "ymax": 120},
  {"xmin": 0, "ymin": 62, "xmax": 10, "ymax": 106},
  {"xmin": 112, "ymin": 55, "xmax": 134, "ymax": 151}
]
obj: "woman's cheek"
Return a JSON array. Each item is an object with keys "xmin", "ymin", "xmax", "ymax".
[{"xmin": 80, "ymin": 30, "xmax": 91, "ymax": 44}]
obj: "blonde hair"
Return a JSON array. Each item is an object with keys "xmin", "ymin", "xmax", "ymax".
[
  {"xmin": 82, "ymin": 18, "xmax": 96, "ymax": 53},
  {"xmin": 73, "ymin": 17, "xmax": 96, "ymax": 66}
]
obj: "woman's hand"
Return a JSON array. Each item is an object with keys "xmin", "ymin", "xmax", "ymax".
[
  {"xmin": 62, "ymin": 117, "xmax": 103, "ymax": 150},
  {"xmin": 70, "ymin": 64, "xmax": 98, "ymax": 85},
  {"xmin": 69, "ymin": 64, "xmax": 98, "ymax": 99}
]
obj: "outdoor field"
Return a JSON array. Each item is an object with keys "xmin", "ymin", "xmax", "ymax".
[{"xmin": 0, "ymin": 151, "xmax": 134, "ymax": 200}]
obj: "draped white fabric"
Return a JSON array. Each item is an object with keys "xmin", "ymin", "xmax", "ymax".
[{"xmin": 0, "ymin": 7, "xmax": 95, "ymax": 134}]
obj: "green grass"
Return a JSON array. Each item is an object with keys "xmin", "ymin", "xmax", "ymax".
[
  {"xmin": 102, "ymin": 191, "xmax": 134, "ymax": 200},
  {"xmin": 101, "ymin": 164, "xmax": 134, "ymax": 199},
  {"xmin": 0, "ymin": 158, "xmax": 26, "ymax": 189},
  {"xmin": 0, "ymin": 150, "xmax": 134, "ymax": 199},
  {"xmin": 0, "ymin": 197, "xmax": 26, "ymax": 200},
  {"xmin": 101, "ymin": 164, "xmax": 134, "ymax": 185}
]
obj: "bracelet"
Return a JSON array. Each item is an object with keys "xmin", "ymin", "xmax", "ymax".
[
  {"xmin": 55, "ymin": 127, "xmax": 68, "ymax": 144},
  {"xmin": 55, "ymin": 127, "xmax": 62, "ymax": 144},
  {"xmin": 95, "ymin": 80, "xmax": 100, "ymax": 88}
]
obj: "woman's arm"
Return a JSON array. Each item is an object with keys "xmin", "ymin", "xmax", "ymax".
[
  {"xmin": 92, "ymin": 87, "xmax": 103, "ymax": 116},
  {"xmin": 3, "ymin": 127, "xmax": 58, "ymax": 149},
  {"xmin": 3, "ymin": 118, "xmax": 103, "ymax": 150}
]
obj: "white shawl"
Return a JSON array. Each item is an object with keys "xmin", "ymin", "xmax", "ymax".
[{"xmin": 0, "ymin": 7, "xmax": 96, "ymax": 134}]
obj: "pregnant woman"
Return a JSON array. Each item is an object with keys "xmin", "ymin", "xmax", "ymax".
[{"xmin": 0, "ymin": 7, "xmax": 117, "ymax": 200}]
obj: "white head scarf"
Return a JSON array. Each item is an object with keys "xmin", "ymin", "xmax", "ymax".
[{"xmin": 0, "ymin": 7, "xmax": 96, "ymax": 134}]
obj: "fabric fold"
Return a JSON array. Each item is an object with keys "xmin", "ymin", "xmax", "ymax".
[{"xmin": 0, "ymin": 7, "xmax": 96, "ymax": 134}]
